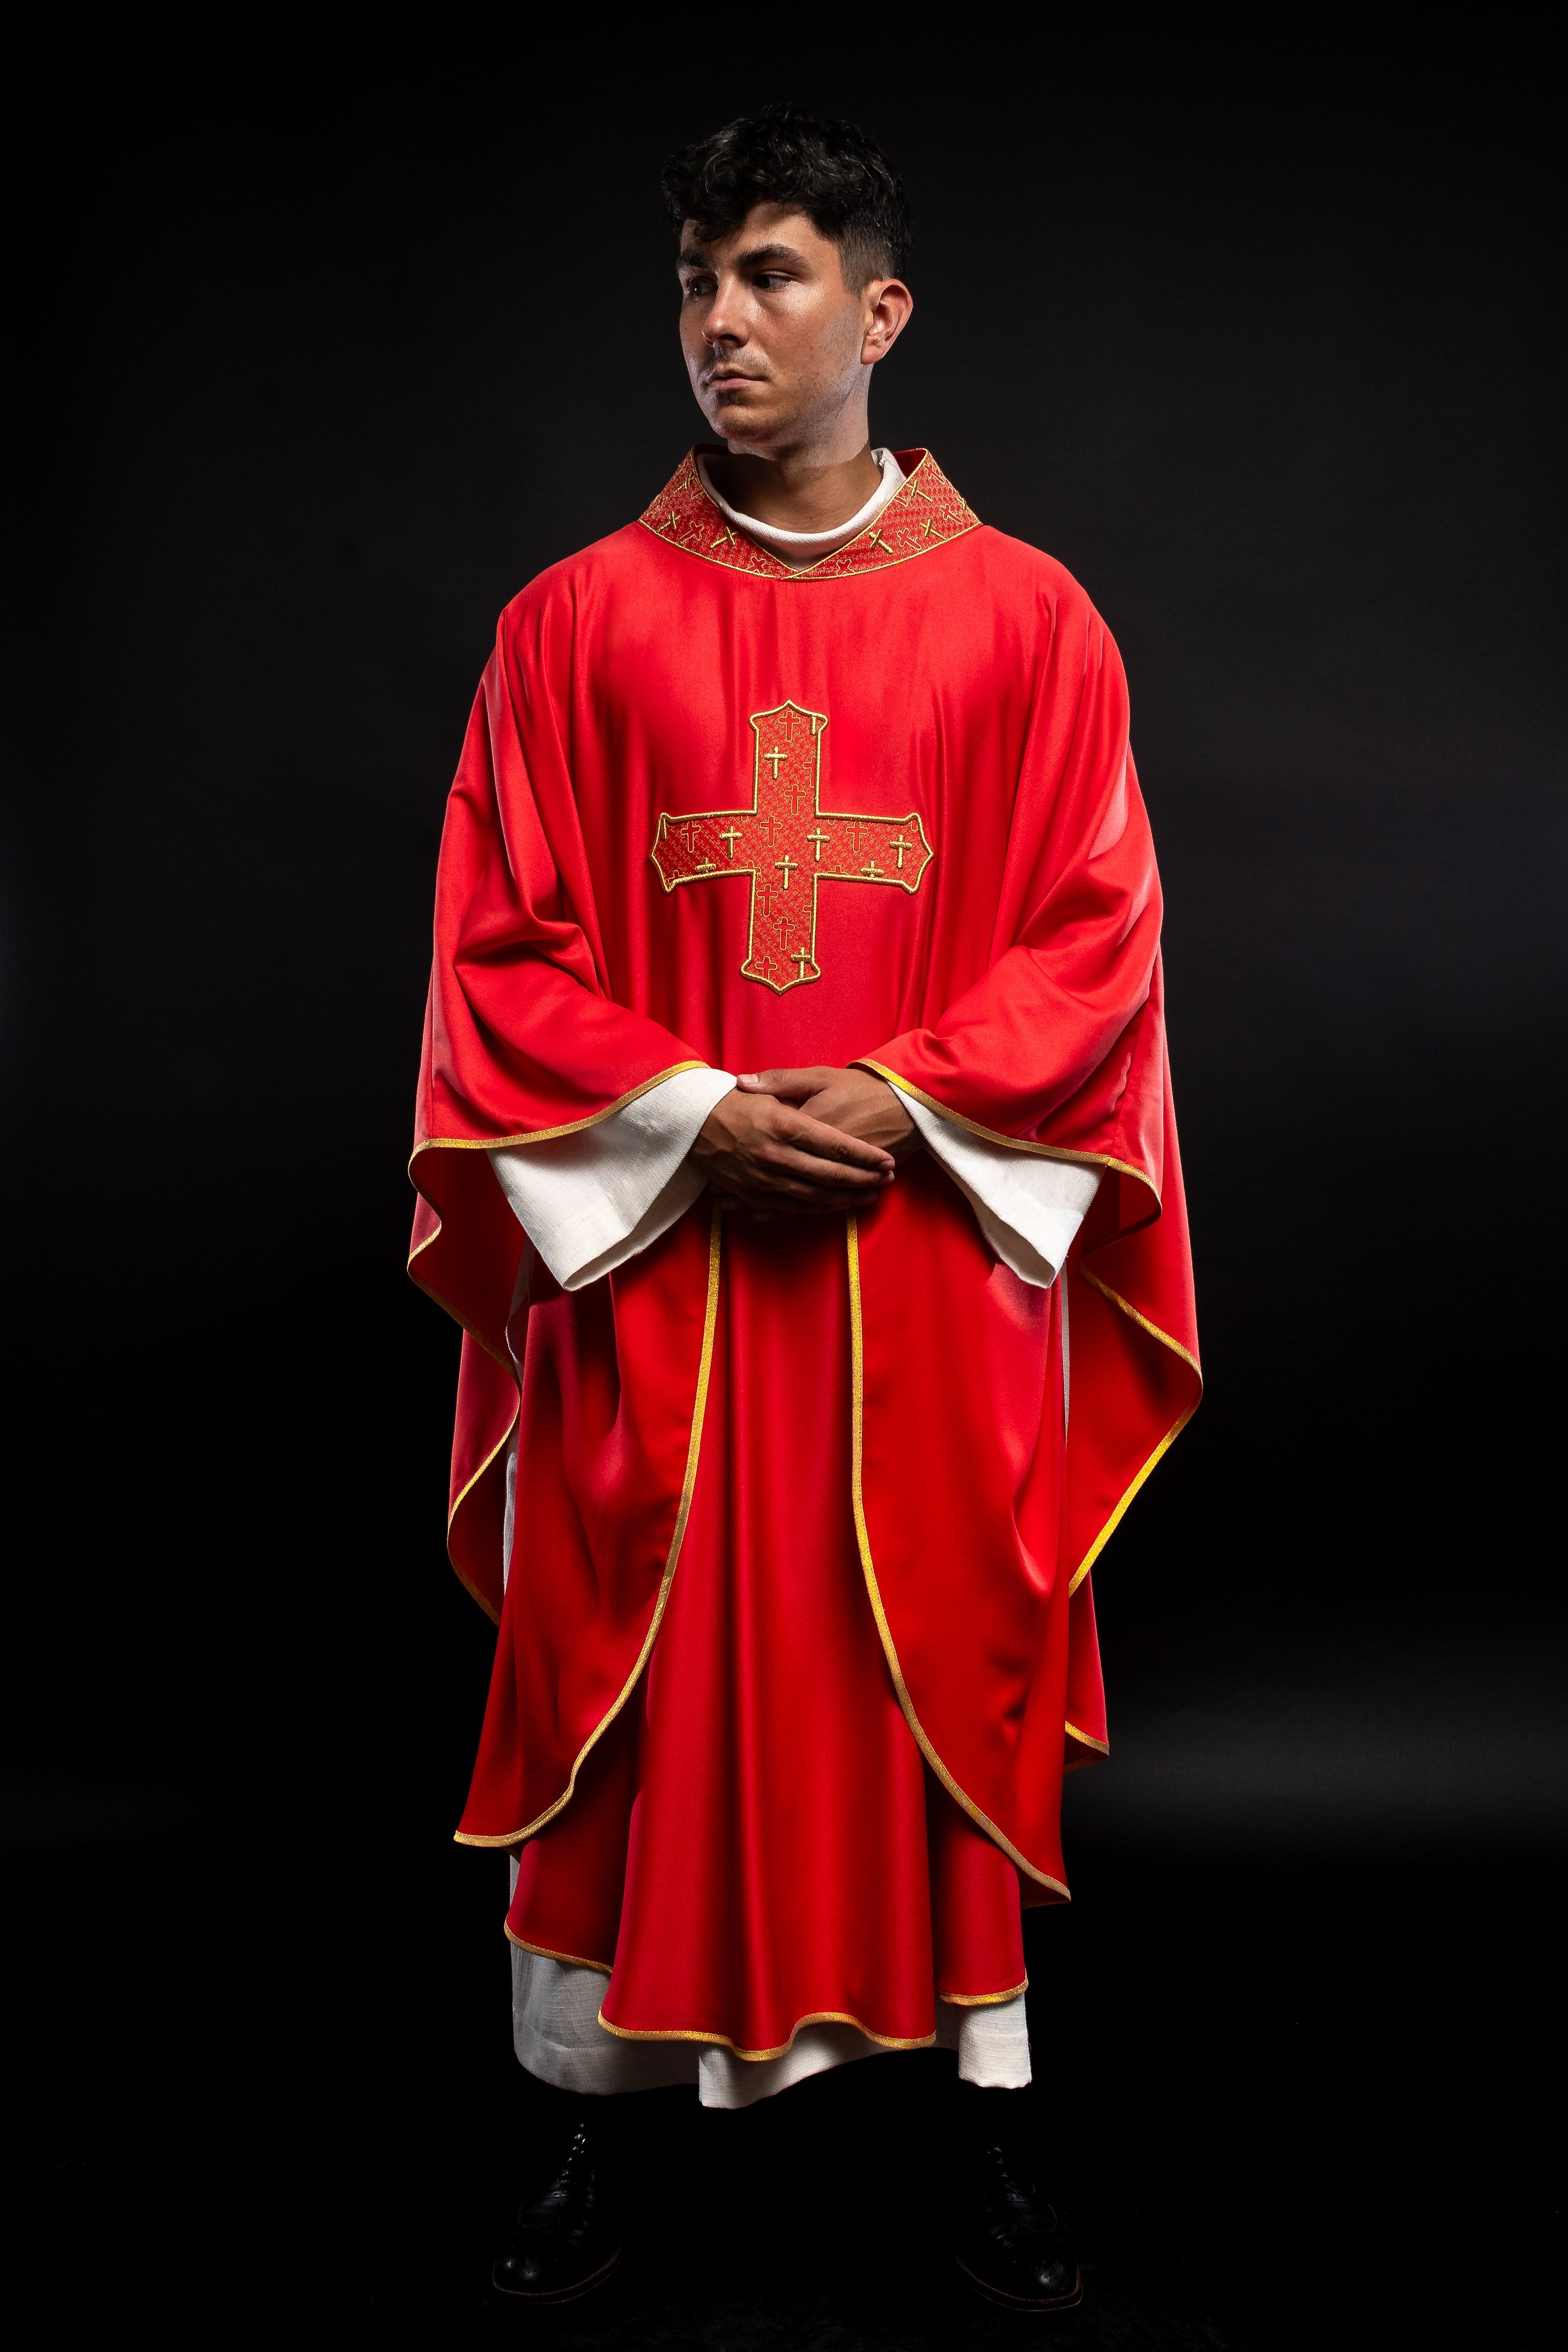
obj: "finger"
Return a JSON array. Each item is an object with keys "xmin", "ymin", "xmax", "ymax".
[
  {"xmin": 711, "ymin": 1156, "xmax": 877, "ymax": 1203},
  {"xmin": 722, "ymin": 1156, "xmax": 888, "ymax": 1206},
  {"xmin": 777, "ymin": 1110, "xmax": 895, "ymax": 1170},
  {"xmin": 763, "ymin": 1138, "xmax": 892, "ymax": 1187},
  {"xmin": 737, "ymin": 1066, "xmax": 839, "ymax": 1097}
]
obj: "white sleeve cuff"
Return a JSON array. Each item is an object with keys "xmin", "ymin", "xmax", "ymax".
[
  {"xmin": 889, "ymin": 1085, "xmax": 1102, "ymax": 1288},
  {"xmin": 488, "ymin": 1066, "xmax": 735, "ymax": 1291}
]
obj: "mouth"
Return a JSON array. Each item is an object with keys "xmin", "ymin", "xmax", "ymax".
[{"xmin": 705, "ymin": 368, "xmax": 764, "ymax": 395}]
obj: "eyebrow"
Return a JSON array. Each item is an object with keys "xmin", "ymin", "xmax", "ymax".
[{"xmin": 678, "ymin": 242, "xmax": 814, "ymax": 273}]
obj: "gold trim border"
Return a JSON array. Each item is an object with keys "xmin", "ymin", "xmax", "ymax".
[
  {"xmin": 1065, "ymin": 1266, "xmax": 1202, "ymax": 1596},
  {"xmin": 637, "ymin": 449, "xmax": 981, "ymax": 584},
  {"xmin": 845, "ymin": 1214, "xmax": 1070, "ymax": 1901},
  {"xmin": 1065, "ymin": 1721, "xmax": 1110, "ymax": 1756},
  {"xmin": 504, "ymin": 1927, "xmax": 613, "ymax": 1976},
  {"xmin": 404, "ymin": 1215, "xmax": 518, "ymax": 1374},
  {"xmin": 856, "ymin": 1063, "xmax": 1157, "ymax": 1190},
  {"xmin": 444, "ymin": 1410, "xmax": 519, "ymax": 1627},
  {"xmin": 510, "ymin": 1952, "xmax": 1025, "ymax": 2028},
  {"xmin": 408, "ymin": 1060, "xmax": 722, "ymax": 1606},
  {"xmin": 454, "ymin": 1198, "xmax": 725, "ymax": 1850},
  {"xmin": 1082, "ymin": 1267, "xmax": 1202, "ymax": 1378},
  {"xmin": 410, "ymin": 1060, "xmax": 708, "ymax": 1166},
  {"xmin": 506, "ymin": 1912, "xmax": 1028, "ymax": 2024},
  {"xmin": 939, "ymin": 1978, "xmax": 1030, "ymax": 2008},
  {"xmin": 854, "ymin": 1066, "xmax": 1202, "ymax": 1603},
  {"xmin": 596, "ymin": 2005, "xmax": 937, "ymax": 2060}
]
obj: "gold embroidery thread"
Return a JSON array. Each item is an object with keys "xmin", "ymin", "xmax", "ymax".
[
  {"xmin": 650, "ymin": 700, "xmax": 934, "ymax": 993},
  {"xmin": 636, "ymin": 448, "xmax": 979, "ymax": 581}
]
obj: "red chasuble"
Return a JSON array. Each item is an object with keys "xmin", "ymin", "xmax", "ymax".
[{"xmin": 410, "ymin": 451, "xmax": 1200, "ymax": 2061}]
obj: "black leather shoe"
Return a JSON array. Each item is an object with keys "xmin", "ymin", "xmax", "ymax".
[
  {"xmin": 952, "ymin": 2137, "xmax": 1082, "ymax": 2312},
  {"xmin": 492, "ymin": 2118, "xmax": 622, "ymax": 2304}
]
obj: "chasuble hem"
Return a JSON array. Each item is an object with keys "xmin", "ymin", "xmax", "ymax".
[
  {"xmin": 1066, "ymin": 1262, "xmax": 1204, "ymax": 1597},
  {"xmin": 452, "ymin": 1200, "xmax": 724, "ymax": 1850},
  {"xmin": 505, "ymin": 1928, "xmax": 613, "ymax": 1976},
  {"xmin": 510, "ymin": 1941, "xmax": 1033, "ymax": 2102},
  {"xmin": 404, "ymin": 1250, "xmax": 515, "ymax": 1374},
  {"xmin": 504, "ymin": 1924, "xmax": 1029, "ymax": 2020},
  {"xmin": 444, "ymin": 1412, "xmax": 518, "ymax": 1626},
  {"xmin": 595, "ymin": 2008, "xmax": 938, "ymax": 2060},
  {"xmin": 846, "ymin": 1212, "xmax": 1072, "ymax": 1902},
  {"xmin": 854, "ymin": 1063, "xmax": 1203, "ymax": 1602}
]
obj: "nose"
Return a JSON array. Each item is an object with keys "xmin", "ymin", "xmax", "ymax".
[{"xmin": 702, "ymin": 273, "xmax": 747, "ymax": 349}]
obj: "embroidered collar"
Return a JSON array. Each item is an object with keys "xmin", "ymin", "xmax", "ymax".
[{"xmin": 637, "ymin": 447, "xmax": 980, "ymax": 581}]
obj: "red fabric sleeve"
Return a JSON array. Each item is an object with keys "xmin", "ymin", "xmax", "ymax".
[
  {"xmin": 419, "ymin": 626, "xmax": 704, "ymax": 1154},
  {"xmin": 411, "ymin": 613, "xmax": 707, "ymax": 1341},
  {"xmin": 862, "ymin": 600, "xmax": 1163, "ymax": 1178},
  {"xmin": 860, "ymin": 591, "xmax": 1200, "ymax": 1595},
  {"xmin": 410, "ymin": 606, "xmax": 708, "ymax": 1609}
]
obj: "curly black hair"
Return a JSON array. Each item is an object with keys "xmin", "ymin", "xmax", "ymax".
[{"xmin": 660, "ymin": 103, "xmax": 910, "ymax": 287}]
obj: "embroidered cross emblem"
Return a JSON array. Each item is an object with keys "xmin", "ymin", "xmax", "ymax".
[{"xmin": 649, "ymin": 700, "xmax": 935, "ymax": 992}]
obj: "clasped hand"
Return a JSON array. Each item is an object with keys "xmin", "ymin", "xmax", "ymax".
[{"xmin": 689, "ymin": 1065, "xmax": 918, "ymax": 1217}]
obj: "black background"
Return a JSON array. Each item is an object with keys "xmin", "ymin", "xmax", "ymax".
[{"xmin": 3, "ymin": 32, "xmax": 1561, "ymax": 2347}]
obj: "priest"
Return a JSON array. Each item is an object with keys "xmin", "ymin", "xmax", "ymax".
[{"xmin": 408, "ymin": 103, "xmax": 1199, "ymax": 2315}]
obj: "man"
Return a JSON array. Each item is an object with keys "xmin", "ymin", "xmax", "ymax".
[{"xmin": 410, "ymin": 104, "xmax": 1199, "ymax": 2314}]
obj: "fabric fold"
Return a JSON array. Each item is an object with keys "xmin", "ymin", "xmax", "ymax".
[
  {"xmin": 489, "ymin": 1064, "xmax": 735, "ymax": 1290},
  {"xmin": 510, "ymin": 1935, "xmax": 1031, "ymax": 2108},
  {"xmin": 890, "ymin": 1087, "xmax": 1102, "ymax": 1287},
  {"xmin": 487, "ymin": 1064, "xmax": 1098, "ymax": 1299}
]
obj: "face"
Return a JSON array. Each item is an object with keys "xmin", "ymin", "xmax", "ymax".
[{"xmin": 677, "ymin": 203, "xmax": 911, "ymax": 452}]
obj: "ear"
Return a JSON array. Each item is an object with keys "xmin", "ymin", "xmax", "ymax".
[{"xmin": 861, "ymin": 277, "xmax": 913, "ymax": 365}]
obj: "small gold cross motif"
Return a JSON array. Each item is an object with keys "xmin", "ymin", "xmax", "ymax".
[{"xmin": 649, "ymin": 700, "xmax": 936, "ymax": 992}]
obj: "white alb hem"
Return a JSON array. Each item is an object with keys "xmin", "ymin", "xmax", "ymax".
[{"xmin": 510, "ymin": 1936, "xmax": 1031, "ymax": 2109}]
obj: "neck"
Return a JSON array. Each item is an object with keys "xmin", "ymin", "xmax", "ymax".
[{"xmin": 705, "ymin": 431, "xmax": 883, "ymax": 536}]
